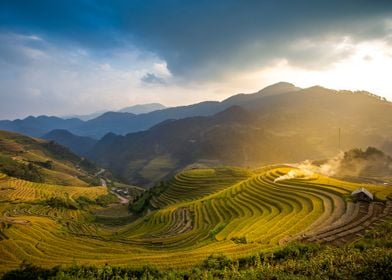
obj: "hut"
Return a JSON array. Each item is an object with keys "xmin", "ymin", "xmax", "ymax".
[{"xmin": 351, "ymin": 187, "xmax": 373, "ymax": 202}]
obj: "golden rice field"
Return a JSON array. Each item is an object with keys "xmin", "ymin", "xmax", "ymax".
[
  {"xmin": 0, "ymin": 166, "xmax": 391, "ymax": 274},
  {"xmin": 0, "ymin": 174, "xmax": 107, "ymax": 203}
]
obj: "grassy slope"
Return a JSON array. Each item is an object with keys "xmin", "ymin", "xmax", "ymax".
[
  {"xmin": 0, "ymin": 130, "xmax": 99, "ymax": 186},
  {"xmin": 0, "ymin": 166, "xmax": 391, "ymax": 274}
]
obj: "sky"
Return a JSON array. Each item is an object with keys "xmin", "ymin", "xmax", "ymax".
[{"xmin": 0, "ymin": 0, "xmax": 392, "ymax": 119}]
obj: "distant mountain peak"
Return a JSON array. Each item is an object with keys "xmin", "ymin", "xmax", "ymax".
[
  {"xmin": 221, "ymin": 82, "xmax": 301, "ymax": 108},
  {"xmin": 266, "ymin": 81, "xmax": 296, "ymax": 88},
  {"xmin": 257, "ymin": 82, "xmax": 301, "ymax": 96},
  {"xmin": 101, "ymin": 111, "xmax": 135, "ymax": 117},
  {"xmin": 306, "ymin": 85, "xmax": 328, "ymax": 90},
  {"xmin": 118, "ymin": 103, "xmax": 166, "ymax": 114},
  {"xmin": 90, "ymin": 111, "xmax": 135, "ymax": 122},
  {"xmin": 62, "ymin": 103, "xmax": 167, "ymax": 121}
]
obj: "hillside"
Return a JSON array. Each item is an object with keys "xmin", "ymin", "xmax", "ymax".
[
  {"xmin": 43, "ymin": 129, "xmax": 97, "ymax": 157},
  {"xmin": 0, "ymin": 130, "xmax": 99, "ymax": 186},
  {"xmin": 89, "ymin": 85, "xmax": 392, "ymax": 186},
  {"xmin": 89, "ymin": 106, "xmax": 277, "ymax": 185},
  {"xmin": 0, "ymin": 165, "xmax": 391, "ymax": 275}
]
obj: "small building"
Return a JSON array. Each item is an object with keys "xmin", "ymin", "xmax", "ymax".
[{"xmin": 351, "ymin": 187, "xmax": 373, "ymax": 202}]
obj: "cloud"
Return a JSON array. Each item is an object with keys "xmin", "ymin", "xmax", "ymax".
[
  {"xmin": 115, "ymin": 1, "xmax": 392, "ymax": 80},
  {"xmin": 0, "ymin": 32, "xmax": 171, "ymax": 119},
  {"xmin": 1, "ymin": 1, "xmax": 392, "ymax": 81},
  {"xmin": 141, "ymin": 73, "xmax": 167, "ymax": 85},
  {"xmin": 141, "ymin": 62, "xmax": 171, "ymax": 85},
  {"xmin": 1, "ymin": 1, "xmax": 392, "ymax": 118}
]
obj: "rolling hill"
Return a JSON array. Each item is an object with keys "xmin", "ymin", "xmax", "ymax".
[
  {"xmin": 43, "ymin": 129, "xmax": 97, "ymax": 157},
  {"xmin": 88, "ymin": 85, "xmax": 392, "ymax": 186},
  {"xmin": 0, "ymin": 130, "xmax": 99, "ymax": 186},
  {"xmin": 0, "ymin": 165, "xmax": 391, "ymax": 275}
]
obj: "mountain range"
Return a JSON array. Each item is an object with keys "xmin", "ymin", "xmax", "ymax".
[
  {"xmin": 1, "ymin": 82, "xmax": 391, "ymax": 187},
  {"xmin": 0, "ymin": 103, "xmax": 170, "ymax": 138},
  {"xmin": 64, "ymin": 103, "xmax": 167, "ymax": 121},
  {"xmin": 118, "ymin": 103, "xmax": 166, "ymax": 114},
  {"xmin": 89, "ymin": 83, "xmax": 392, "ymax": 186},
  {"xmin": 0, "ymin": 83, "xmax": 299, "ymax": 138}
]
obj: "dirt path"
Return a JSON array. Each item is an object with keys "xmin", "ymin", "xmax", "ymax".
[
  {"xmin": 95, "ymin": 168, "xmax": 105, "ymax": 176},
  {"xmin": 102, "ymin": 177, "xmax": 128, "ymax": 204},
  {"xmin": 110, "ymin": 191, "xmax": 129, "ymax": 204}
]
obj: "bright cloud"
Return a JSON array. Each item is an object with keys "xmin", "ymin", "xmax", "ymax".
[
  {"xmin": 0, "ymin": 1, "xmax": 392, "ymax": 119},
  {"xmin": 229, "ymin": 39, "xmax": 392, "ymax": 101}
]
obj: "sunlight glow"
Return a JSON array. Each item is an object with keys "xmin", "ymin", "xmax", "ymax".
[{"xmin": 254, "ymin": 40, "xmax": 392, "ymax": 100}]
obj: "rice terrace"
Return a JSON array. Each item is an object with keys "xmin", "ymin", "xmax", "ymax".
[
  {"xmin": 1, "ymin": 1, "xmax": 392, "ymax": 279},
  {"xmin": 1, "ymin": 164, "xmax": 392, "ymax": 278}
]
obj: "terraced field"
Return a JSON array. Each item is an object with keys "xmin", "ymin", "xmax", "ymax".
[
  {"xmin": 0, "ymin": 166, "xmax": 391, "ymax": 274},
  {"xmin": 0, "ymin": 174, "xmax": 107, "ymax": 202},
  {"xmin": 149, "ymin": 167, "xmax": 252, "ymax": 209},
  {"xmin": 0, "ymin": 130, "xmax": 100, "ymax": 186}
]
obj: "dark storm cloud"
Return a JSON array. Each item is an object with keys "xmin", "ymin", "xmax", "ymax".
[
  {"xmin": 120, "ymin": 0, "xmax": 392, "ymax": 78},
  {"xmin": 1, "ymin": 0, "xmax": 391, "ymax": 80}
]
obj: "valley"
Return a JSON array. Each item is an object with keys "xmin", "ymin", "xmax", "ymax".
[
  {"xmin": 1, "ymin": 164, "xmax": 391, "ymax": 275},
  {"xmin": 1, "ymin": 2, "xmax": 392, "ymax": 278},
  {"xmin": 2, "ymin": 83, "xmax": 392, "ymax": 187},
  {"xmin": 0, "ymin": 83, "xmax": 392, "ymax": 278}
]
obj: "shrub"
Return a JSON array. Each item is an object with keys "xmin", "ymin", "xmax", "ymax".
[
  {"xmin": 202, "ymin": 254, "xmax": 232, "ymax": 270},
  {"xmin": 273, "ymin": 243, "xmax": 321, "ymax": 261},
  {"xmin": 0, "ymin": 155, "xmax": 43, "ymax": 182},
  {"xmin": 43, "ymin": 197, "xmax": 78, "ymax": 210},
  {"xmin": 35, "ymin": 160, "xmax": 53, "ymax": 169},
  {"xmin": 209, "ymin": 223, "xmax": 226, "ymax": 239},
  {"xmin": 129, "ymin": 196, "xmax": 148, "ymax": 214},
  {"xmin": 1, "ymin": 261, "xmax": 59, "ymax": 280},
  {"xmin": 95, "ymin": 194, "xmax": 118, "ymax": 207},
  {"xmin": 74, "ymin": 196, "xmax": 94, "ymax": 209},
  {"xmin": 357, "ymin": 252, "xmax": 392, "ymax": 280},
  {"xmin": 238, "ymin": 255, "xmax": 259, "ymax": 268},
  {"xmin": 128, "ymin": 180, "xmax": 169, "ymax": 214}
]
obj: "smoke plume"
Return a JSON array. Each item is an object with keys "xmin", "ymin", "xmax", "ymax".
[{"xmin": 274, "ymin": 152, "xmax": 344, "ymax": 182}]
